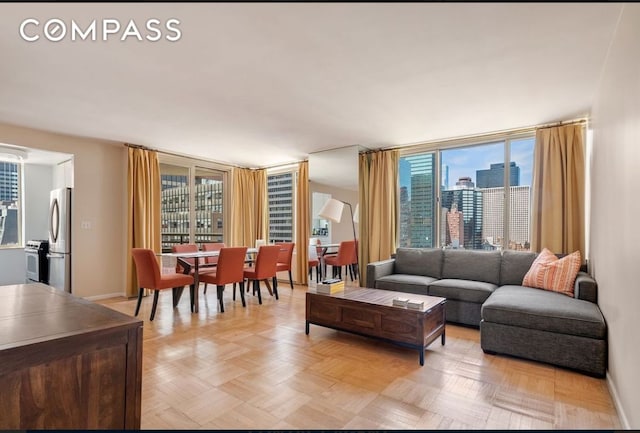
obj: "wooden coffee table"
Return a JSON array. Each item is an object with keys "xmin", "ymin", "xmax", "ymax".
[{"xmin": 305, "ymin": 286, "xmax": 446, "ymax": 366}]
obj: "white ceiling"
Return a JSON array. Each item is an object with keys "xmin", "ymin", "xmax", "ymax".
[{"xmin": 0, "ymin": 3, "xmax": 623, "ymax": 169}]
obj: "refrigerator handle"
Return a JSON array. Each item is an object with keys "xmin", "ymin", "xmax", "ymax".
[{"xmin": 50, "ymin": 198, "xmax": 59, "ymax": 243}]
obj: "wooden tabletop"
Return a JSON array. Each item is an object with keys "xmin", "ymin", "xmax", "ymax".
[
  {"xmin": 0, "ymin": 283, "xmax": 142, "ymax": 352},
  {"xmin": 307, "ymin": 285, "xmax": 445, "ymax": 312}
]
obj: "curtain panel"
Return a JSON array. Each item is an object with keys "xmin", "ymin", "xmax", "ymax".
[
  {"xmin": 126, "ymin": 147, "xmax": 161, "ymax": 298},
  {"xmin": 531, "ymin": 124, "xmax": 585, "ymax": 257},
  {"xmin": 358, "ymin": 149, "xmax": 399, "ymax": 286},
  {"xmin": 294, "ymin": 161, "xmax": 310, "ymax": 284},
  {"xmin": 230, "ymin": 167, "xmax": 267, "ymax": 247}
]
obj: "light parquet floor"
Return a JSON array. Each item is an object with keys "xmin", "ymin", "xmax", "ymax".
[{"xmin": 98, "ymin": 281, "xmax": 621, "ymax": 430}]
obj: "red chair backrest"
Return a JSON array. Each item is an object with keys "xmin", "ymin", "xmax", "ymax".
[
  {"xmin": 336, "ymin": 240, "xmax": 356, "ymax": 265},
  {"xmin": 131, "ymin": 248, "xmax": 161, "ymax": 288},
  {"xmin": 202, "ymin": 242, "xmax": 226, "ymax": 264},
  {"xmin": 252, "ymin": 245, "xmax": 281, "ymax": 279},
  {"xmin": 214, "ymin": 247, "xmax": 248, "ymax": 285},
  {"xmin": 172, "ymin": 243, "xmax": 198, "ymax": 272},
  {"xmin": 276, "ymin": 242, "xmax": 295, "ymax": 267}
]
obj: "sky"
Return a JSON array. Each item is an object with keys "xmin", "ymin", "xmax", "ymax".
[{"xmin": 399, "ymin": 137, "xmax": 534, "ymax": 196}]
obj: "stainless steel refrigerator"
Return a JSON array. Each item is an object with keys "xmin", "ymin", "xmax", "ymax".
[{"xmin": 48, "ymin": 187, "xmax": 72, "ymax": 293}]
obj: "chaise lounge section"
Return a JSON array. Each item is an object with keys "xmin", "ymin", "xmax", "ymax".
[{"xmin": 366, "ymin": 247, "xmax": 607, "ymax": 376}]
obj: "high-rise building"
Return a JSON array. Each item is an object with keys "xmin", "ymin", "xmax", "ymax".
[
  {"xmin": 441, "ymin": 177, "xmax": 483, "ymax": 249},
  {"xmin": 0, "ymin": 162, "xmax": 20, "ymax": 246},
  {"xmin": 481, "ymin": 186, "xmax": 531, "ymax": 250},
  {"xmin": 160, "ymin": 175, "xmax": 224, "ymax": 250},
  {"xmin": 476, "ymin": 162, "xmax": 520, "ymax": 188},
  {"xmin": 399, "ymin": 186, "xmax": 410, "ymax": 247},
  {"xmin": 442, "ymin": 164, "xmax": 449, "ymax": 190},
  {"xmin": 267, "ymin": 172, "xmax": 294, "ymax": 243},
  {"xmin": 446, "ymin": 203, "xmax": 464, "ymax": 248},
  {"xmin": 404, "ymin": 154, "xmax": 436, "ymax": 247},
  {"xmin": 0, "ymin": 161, "xmax": 19, "ymax": 202}
]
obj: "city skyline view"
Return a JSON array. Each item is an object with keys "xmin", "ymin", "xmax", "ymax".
[
  {"xmin": 399, "ymin": 137, "xmax": 535, "ymax": 250},
  {"xmin": 400, "ymin": 137, "xmax": 535, "ymax": 197}
]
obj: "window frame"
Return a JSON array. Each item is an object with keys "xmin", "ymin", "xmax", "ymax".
[
  {"xmin": 398, "ymin": 131, "xmax": 535, "ymax": 250},
  {"xmin": 0, "ymin": 159, "xmax": 23, "ymax": 249},
  {"xmin": 158, "ymin": 154, "xmax": 231, "ymax": 251},
  {"xmin": 266, "ymin": 165, "xmax": 298, "ymax": 243}
]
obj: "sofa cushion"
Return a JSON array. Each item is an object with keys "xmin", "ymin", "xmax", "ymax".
[
  {"xmin": 523, "ymin": 248, "xmax": 581, "ymax": 297},
  {"xmin": 442, "ymin": 249, "xmax": 501, "ymax": 285},
  {"xmin": 394, "ymin": 248, "xmax": 443, "ymax": 278},
  {"xmin": 428, "ymin": 279, "xmax": 497, "ymax": 303},
  {"xmin": 500, "ymin": 250, "xmax": 537, "ymax": 285},
  {"xmin": 482, "ymin": 285, "xmax": 606, "ymax": 339},
  {"xmin": 374, "ymin": 274, "xmax": 435, "ymax": 295}
]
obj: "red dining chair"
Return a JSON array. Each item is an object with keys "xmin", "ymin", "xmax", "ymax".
[
  {"xmin": 275, "ymin": 242, "xmax": 295, "ymax": 290},
  {"xmin": 131, "ymin": 248, "xmax": 194, "ymax": 321},
  {"xmin": 323, "ymin": 240, "xmax": 357, "ymax": 281},
  {"xmin": 198, "ymin": 247, "xmax": 247, "ymax": 313},
  {"xmin": 171, "ymin": 243, "xmax": 199, "ymax": 274},
  {"xmin": 201, "ymin": 242, "xmax": 226, "ymax": 293},
  {"xmin": 243, "ymin": 244, "xmax": 281, "ymax": 305}
]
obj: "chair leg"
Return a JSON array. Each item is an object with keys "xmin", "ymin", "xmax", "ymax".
[
  {"xmin": 288, "ymin": 270, "xmax": 294, "ymax": 290},
  {"xmin": 348, "ymin": 264, "xmax": 354, "ymax": 281},
  {"xmin": 239, "ymin": 281, "xmax": 246, "ymax": 307},
  {"xmin": 134, "ymin": 288, "xmax": 144, "ymax": 316},
  {"xmin": 150, "ymin": 290, "xmax": 160, "ymax": 321},
  {"xmin": 190, "ymin": 284, "xmax": 195, "ymax": 313},
  {"xmin": 204, "ymin": 283, "xmax": 208, "ymax": 294},
  {"xmin": 273, "ymin": 276, "xmax": 279, "ymax": 300},
  {"xmin": 217, "ymin": 285, "xmax": 224, "ymax": 313},
  {"xmin": 255, "ymin": 279, "xmax": 262, "ymax": 304}
]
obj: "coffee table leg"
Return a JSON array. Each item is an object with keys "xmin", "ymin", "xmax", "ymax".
[
  {"xmin": 420, "ymin": 347, "xmax": 425, "ymax": 366},
  {"xmin": 305, "ymin": 321, "xmax": 310, "ymax": 335},
  {"xmin": 441, "ymin": 328, "xmax": 446, "ymax": 345}
]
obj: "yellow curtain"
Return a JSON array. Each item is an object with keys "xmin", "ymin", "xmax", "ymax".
[
  {"xmin": 230, "ymin": 167, "xmax": 267, "ymax": 247},
  {"xmin": 126, "ymin": 147, "xmax": 161, "ymax": 298},
  {"xmin": 531, "ymin": 124, "xmax": 585, "ymax": 257},
  {"xmin": 295, "ymin": 161, "xmax": 309, "ymax": 284},
  {"xmin": 359, "ymin": 149, "xmax": 399, "ymax": 286}
]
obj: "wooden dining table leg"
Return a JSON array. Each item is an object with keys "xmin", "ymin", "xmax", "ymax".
[{"xmin": 172, "ymin": 258, "xmax": 192, "ymax": 308}]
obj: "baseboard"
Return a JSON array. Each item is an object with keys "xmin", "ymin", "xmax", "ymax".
[
  {"xmin": 84, "ymin": 292, "xmax": 126, "ymax": 301},
  {"xmin": 607, "ymin": 371, "xmax": 631, "ymax": 429}
]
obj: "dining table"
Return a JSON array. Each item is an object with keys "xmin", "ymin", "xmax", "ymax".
[
  {"xmin": 161, "ymin": 247, "xmax": 258, "ymax": 313},
  {"xmin": 317, "ymin": 243, "xmax": 340, "ymax": 276}
]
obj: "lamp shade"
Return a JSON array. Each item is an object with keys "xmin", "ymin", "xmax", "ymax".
[
  {"xmin": 353, "ymin": 203, "xmax": 359, "ymax": 223},
  {"xmin": 318, "ymin": 198, "xmax": 344, "ymax": 223}
]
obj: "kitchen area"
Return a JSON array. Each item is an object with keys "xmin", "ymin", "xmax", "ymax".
[{"xmin": 0, "ymin": 143, "xmax": 74, "ymax": 291}]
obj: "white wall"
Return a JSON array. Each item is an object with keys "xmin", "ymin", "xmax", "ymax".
[
  {"xmin": 590, "ymin": 4, "xmax": 639, "ymax": 429},
  {"xmin": 0, "ymin": 122, "xmax": 127, "ymax": 299}
]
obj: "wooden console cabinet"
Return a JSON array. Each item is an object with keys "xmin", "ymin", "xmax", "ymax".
[{"xmin": 0, "ymin": 283, "xmax": 143, "ymax": 429}]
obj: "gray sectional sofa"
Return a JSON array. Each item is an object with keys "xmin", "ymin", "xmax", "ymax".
[{"xmin": 366, "ymin": 247, "xmax": 607, "ymax": 377}]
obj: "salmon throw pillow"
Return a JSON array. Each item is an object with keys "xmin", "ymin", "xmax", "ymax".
[{"xmin": 522, "ymin": 248, "xmax": 581, "ymax": 297}]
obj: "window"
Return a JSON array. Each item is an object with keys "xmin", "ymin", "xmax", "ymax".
[
  {"xmin": 0, "ymin": 161, "xmax": 21, "ymax": 247},
  {"xmin": 160, "ymin": 162, "xmax": 226, "ymax": 252},
  {"xmin": 267, "ymin": 171, "xmax": 294, "ymax": 242},
  {"xmin": 399, "ymin": 135, "xmax": 534, "ymax": 251}
]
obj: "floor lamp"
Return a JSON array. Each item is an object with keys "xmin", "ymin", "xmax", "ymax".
[{"xmin": 318, "ymin": 198, "xmax": 358, "ymax": 279}]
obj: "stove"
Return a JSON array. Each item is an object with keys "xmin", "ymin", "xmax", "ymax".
[{"xmin": 25, "ymin": 239, "xmax": 49, "ymax": 284}]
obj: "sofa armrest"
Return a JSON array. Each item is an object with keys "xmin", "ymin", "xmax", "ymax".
[
  {"xmin": 574, "ymin": 271, "xmax": 598, "ymax": 303},
  {"xmin": 366, "ymin": 259, "xmax": 396, "ymax": 288}
]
